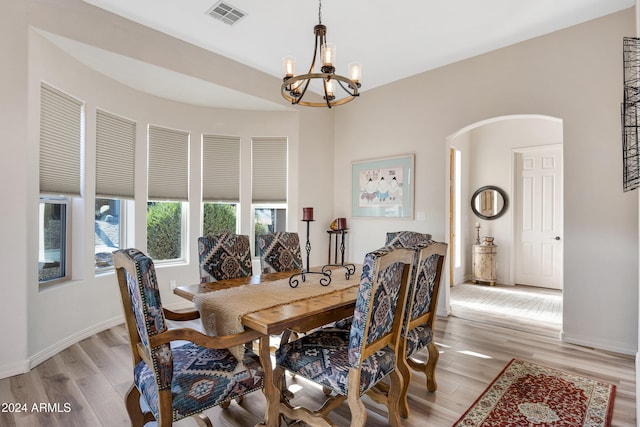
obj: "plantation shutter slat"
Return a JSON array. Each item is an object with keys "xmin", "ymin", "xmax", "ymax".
[
  {"xmin": 252, "ymin": 137, "xmax": 287, "ymax": 203},
  {"xmin": 39, "ymin": 83, "xmax": 83, "ymax": 196},
  {"xmin": 202, "ymin": 135, "xmax": 240, "ymax": 202},
  {"xmin": 96, "ymin": 110, "xmax": 136, "ymax": 199},
  {"xmin": 148, "ymin": 125, "xmax": 189, "ymax": 201}
]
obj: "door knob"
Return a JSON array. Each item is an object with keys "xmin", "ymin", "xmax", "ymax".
[{"xmin": 552, "ymin": 236, "xmax": 561, "ymax": 241}]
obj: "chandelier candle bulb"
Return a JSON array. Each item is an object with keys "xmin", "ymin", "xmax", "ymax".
[
  {"xmin": 283, "ymin": 56, "xmax": 295, "ymax": 77},
  {"xmin": 325, "ymin": 79, "xmax": 335, "ymax": 99},
  {"xmin": 303, "ymin": 207, "xmax": 314, "ymax": 221},
  {"xmin": 348, "ymin": 62, "xmax": 362, "ymax": 84},
  {"xmin": 321, "ymin": 43, "xmax": 335, "ymax": 68}
]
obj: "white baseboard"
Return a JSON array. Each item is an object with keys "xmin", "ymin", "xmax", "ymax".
[
  {"xmin": 29, "ymin": 315, "xmax": 125, "ymax": 370},
  {"xmin": 560, "ymin": 331, "xmax": 636, "ymax": 356}
]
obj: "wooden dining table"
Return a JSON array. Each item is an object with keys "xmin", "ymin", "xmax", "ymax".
[{"xmin": 174, "ymin": 266, "xmax": 361, "ymax": 427}]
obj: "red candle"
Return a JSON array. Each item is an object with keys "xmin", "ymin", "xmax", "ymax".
[{"xmin": 302, "ymin": 207, "xmax": 314, "ymax": 221}]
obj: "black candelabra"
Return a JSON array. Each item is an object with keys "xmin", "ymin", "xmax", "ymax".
[
  {"xmin": 289, "ymin": 208, "xmax": 332, "ymax": 288},
  {"xmin": 322, "ymin": 228, "xmax": 356, "ymax": 279}
]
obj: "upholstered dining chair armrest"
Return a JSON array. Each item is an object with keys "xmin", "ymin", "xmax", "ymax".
[
  {"xmin": 163, "ymin": 307, "xmax": 201, "ymax": 321},
  {"xmin": 149, "ymin": 327, "xmax": 262, "ymax": 350}
]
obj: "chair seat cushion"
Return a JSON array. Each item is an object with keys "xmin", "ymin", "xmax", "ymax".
[
  {"xmin": 134, "ymin": 342, "xmax": 263, "ymax": 421},
  {"xmin": 275, "ymin": 329, "xmax": 396, "ymax": 397},
  {"xmin": 404, "ymin": 324, "xmax": 433, "ymax": 358}
]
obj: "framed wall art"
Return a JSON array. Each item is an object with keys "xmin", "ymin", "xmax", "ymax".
[{"xmin": 351, "ymin": 154, "xmax": 414, "ymax": 218}]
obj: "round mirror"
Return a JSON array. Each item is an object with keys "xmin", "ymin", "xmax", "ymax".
[{"xmin": 471, "ymin": 186, "xmax": 508, "ymax": 220}]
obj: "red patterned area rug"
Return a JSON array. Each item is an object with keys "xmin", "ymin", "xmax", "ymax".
[{"xmin": 453, "ymin": 359, "xmax": 616, "ymax": 427}]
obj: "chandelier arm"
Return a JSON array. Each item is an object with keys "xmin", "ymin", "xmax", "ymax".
[
  {"xmin": 305, "ymin": 31, "xmax": 320, "ymax": 75},
  {"xmin": 336, "ymin": 79, "xmax": 358, "ymax": 97},
  {"xmin": 295, "ymin": 79, "xmax": 312, "ymax": 104}
]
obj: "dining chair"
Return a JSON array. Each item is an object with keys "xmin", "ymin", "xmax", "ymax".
[
  {"xmin": 333, "ymin": 230, "xmax": 433, "ymax": 330},
  {"xmin": 395, "ymin": 241, "xmax": 447, "ymax": 418},
  {"xmin": 274, "ymin": 246, "xmax": 415, "ymax": 427},
  {"xmin": 113, "ymin": 248, "xmax": 264, "ymax": 427},
  {"xmin": 257, "ymin": 231, "xmax": 303, "ymax": 274},
  {"xmin": 385, "ymin": 230, "xmax": 432, "ymax": 247},
  {"xmin": 332, "ymin": 236, "xmax": 447, "ymax": 419},
  {"xmin": 198, "ymin": 233, "xmax": 253, "ymax": 283}
]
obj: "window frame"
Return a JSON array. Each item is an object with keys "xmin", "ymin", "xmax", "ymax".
[{"xmin": 38, "ymin": 196, "xmax": 72, "ymax": 287}]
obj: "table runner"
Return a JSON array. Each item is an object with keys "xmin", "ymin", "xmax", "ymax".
[{"xmin": 194, "ymin": 267, "xmax": 361, "ymax": 360}]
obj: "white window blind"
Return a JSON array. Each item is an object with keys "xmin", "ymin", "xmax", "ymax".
[
  {"xmin": 96, "ymin": 109, "xmax": 136, "ymax": 199},
  {"xmin": 39, "ymin": 83, "xmax": 83, "ymax": 197},
  {"xmin": 202, "ymin": 134, "xmax": 240, "ymax": 202},
  {"xmin": 148, "ymin": 125, "xmax": 189, "ymax": 201},
  {"xmin": 252, "ymin": 137, "xmax": 287, "ymax": 203}
]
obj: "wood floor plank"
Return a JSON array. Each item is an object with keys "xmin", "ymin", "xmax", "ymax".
[{"xmin": 0, "ymin": 313, "xmax": 634, "ymax": 426}]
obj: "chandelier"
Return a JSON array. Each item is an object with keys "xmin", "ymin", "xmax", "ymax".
[{"xmin": 281, "ymin": 0, "xmax": 361, "ymax": 108}]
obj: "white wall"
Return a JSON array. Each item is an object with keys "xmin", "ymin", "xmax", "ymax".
[
  {"xmin": 0, "ymin": 0, "xmax": 30, "ymax": 378},
  {"xmin": 0, "ymin": 0, "xmax": 335, "ymax": 377},
  {"xmin": 334, "ymin": 9, "xmax": 638, "ymax": 354}
]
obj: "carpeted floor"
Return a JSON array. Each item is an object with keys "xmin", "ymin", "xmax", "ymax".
[{"xmin": 450, "ymin": 282, "xmax": 562, "ymax": 335}]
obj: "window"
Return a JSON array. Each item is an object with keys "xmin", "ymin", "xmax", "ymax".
[
  {"xmin": 95, "ymin": 109, "xmax": 135, "ymax": 271},
  {"xmin": 202, "ymin": 134, "xmax": 240, "ymax": 236},
  {"xmin": 251, "ymin": 137, "xmax": 288, "ymax": 257},
  {"xmin": 146, "ymin": 201, "xmax": 185, "ymax": 261},
  {"xmin": 95, "ymin": 198, "xmax": 123, "ymax": 272},
  {"xmin": 39, "ymin": 83, "xmax": 83, "ymax": 286},
  {"xmin": 253, "ymin": 205, "xmax": 286, "ymax": 256},
  {"xmin": 147, "ymin": 125, "xmax": 189, "ymax": 261},
  {"xmin": 39, "ymin": 197, "xmax": 71, "ymax": 284},
  {"xmin": 203, "ymin": 202, "xmax": 238, "ymax": 235}
]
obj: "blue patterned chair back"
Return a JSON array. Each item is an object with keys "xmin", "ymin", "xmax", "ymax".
[
  {"xmin": 347, "ymin": 246, "xmax": 415, "ymax": 367},
  {"xmin": 257, "ymin": 231, "xmax": 303, "ymax": 273},
  {"xmin": 113, "ymin": 249, "xmax": 173, "ymax": 391},
  {"xmin": 385, "ymin": 231, "xmax": 432, "ymax": 248},
  {"xmin": 406, "ymin": 242, "xmax": 447, "ymax": 327},
  {"xmin": 198, "ymin": 234, "xmax": 252, "ymax": 283}
]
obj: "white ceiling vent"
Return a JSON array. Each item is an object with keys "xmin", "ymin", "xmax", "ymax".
[{"xmin": 206, "ymin": 1, "xmax": 246, "ymax": 26}]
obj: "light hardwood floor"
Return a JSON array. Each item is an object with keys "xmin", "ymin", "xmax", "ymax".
[{"xmin": 0, "ymin": 315, "xmax": 635, "ymax": 426}]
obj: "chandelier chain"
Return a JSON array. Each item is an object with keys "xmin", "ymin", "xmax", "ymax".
[{"xmin": 318, "ymin": 0, "xmax": 322, "ymax": 24}]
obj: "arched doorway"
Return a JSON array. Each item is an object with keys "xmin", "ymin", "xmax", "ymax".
[{"xmin": 444, "ymin": 114, "xmax": 563, "ymax": 331}]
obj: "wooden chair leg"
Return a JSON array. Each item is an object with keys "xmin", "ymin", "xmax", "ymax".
[
  {"xmin": 192, "ymin": 413, "xmax": 213, "ymax": 427},
  {"xmin": 386, "ymin": 370, "xmax": 404, "ymax": 427},
  {"xmin": 347, "ymin": 371, "xmax": 367, "ymax": 427},
  {"xmin": 426, "ymin": 342, "xmax": 439, "ymax": 392},
  {"xmin": 396, "ymin": 356, "xmax": 412, "ymax": 419},
  {"xmin": 124, "ymin": 384, "xmax": 145, "ymax": 427}
]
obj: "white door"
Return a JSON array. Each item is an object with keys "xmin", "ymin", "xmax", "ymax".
[{"xmin": 515, "ymin": 146, "xmax": 563, "ymax": 289}]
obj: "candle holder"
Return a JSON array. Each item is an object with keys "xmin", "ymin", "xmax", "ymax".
[
  {"xmin": 289, "ymin": 209, "xmax": 332, "ymax": 288},
  {"xmin": 475, "ymin": 223, "xmax": 481, "ymax": 245}
]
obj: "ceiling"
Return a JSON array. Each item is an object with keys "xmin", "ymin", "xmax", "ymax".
[{"xmin": 60, "ymin": 0, "xmax": 634, "ymax": 110}]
